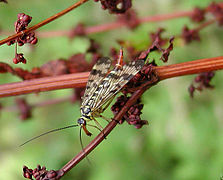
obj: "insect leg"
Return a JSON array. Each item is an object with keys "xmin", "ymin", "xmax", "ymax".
[
  {"xmin": 82, "ymin": 124, "xmax": 92, "ymax": 136},
  {"xmin": 99, "ymin": 114, "xmax": 112, "ymax": 122},
  {"xmin": 92, "ymin": 117, "xmax": 104, "ymax": 130},
  {"xmin": 87, "ymin": 124, "xmax": 103, "ymax": 133},
  {"xmin": 92, "ymin": 109, "xmax": 112, "ymax": 122},
  {"xmin": 92, "ymin": 117, "xmax": 107, "ymax": 139}
]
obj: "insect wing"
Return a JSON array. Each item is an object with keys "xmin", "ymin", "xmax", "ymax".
[
  {"xmin": 92, "ymin": 60, "xmax": 145, "ymax": 110},
  {"xmin": 82, "ymin": 57, "xmax": 112, "ymax": 106}
]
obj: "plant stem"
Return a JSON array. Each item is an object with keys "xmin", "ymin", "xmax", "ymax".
[
  {"xmin": 0, "ymin": 10, "xmax": 195, "ymax": 38},
  {"xmin": 0, "ymin": 72, "xmax": 89, "ymax": 98},
  {"xmin": 155, "ymin": 56, "xmax": 223, "ymax": 80},
  {"xmin": 0, "ymin": 56, "xmax": 223, "ymax": 98}
]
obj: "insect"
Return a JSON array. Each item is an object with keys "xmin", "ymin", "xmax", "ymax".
[
  {"xmin": 77, "ymin": 49, "xmax": 145, "ymax": 136},
  {"xmin": 19, "ymin": 49, "xmax": 144, "ymax": 147}
]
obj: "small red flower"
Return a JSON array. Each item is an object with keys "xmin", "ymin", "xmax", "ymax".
[{"xmin": 13, "ymin": 53, "xmax": 27, "ymax": 64}]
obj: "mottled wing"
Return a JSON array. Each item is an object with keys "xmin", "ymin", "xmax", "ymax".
[
  {"xmin": 81, "ymin": 57, "xmax": 112, "ymax": 106},
  {"xmin": 92, "ymin": 60, "xmax": 144, "ymax": 110}
]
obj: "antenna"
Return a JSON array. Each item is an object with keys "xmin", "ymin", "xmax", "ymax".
[
  {"xmin": 79, "ymin": 124, "xmax": 104, "ymax": 164},
  {"xmin": 79, "ymin": 127, "xmax": 91, "ymax": 165},
  {"xmin": 20, "ymin": 124, "xmax": 79, "ymax": 147}
]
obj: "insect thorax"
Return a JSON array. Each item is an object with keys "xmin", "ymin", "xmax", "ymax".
[
  {"xmin": 80, "ymin": 106, "xmax": 92, "ymax": 118},
  {"xmin": 77, "ymin": 106, "xmax": 93, "ymax": 126}
]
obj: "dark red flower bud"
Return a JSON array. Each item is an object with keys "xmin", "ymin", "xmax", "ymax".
[
  {"xmin": 7, "ymin": 40, "xmax": 15, "ymax": 46},
  {"xmin": 23, "ymin": 166, "xmax": 33, "ymax": 179},
  {"xmin": 30, "ymin": 37, "xmax": 38, "ymax": 44},
  {"xmin": 13, "ymin": 58, "xmax": 19, "ymax": 64},
  {"xmin": 13, "ymin": 53, "xmax": 27, "ymax": 64}
]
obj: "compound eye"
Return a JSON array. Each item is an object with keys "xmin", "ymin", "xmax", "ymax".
[{"xmin": 77, "ymin": 118, "xmax": 85, "ymax": 125}]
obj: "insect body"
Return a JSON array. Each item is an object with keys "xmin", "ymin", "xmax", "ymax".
[{"xmin": 77, "ymin": 49, "xmax": 144, "ymax": 136}]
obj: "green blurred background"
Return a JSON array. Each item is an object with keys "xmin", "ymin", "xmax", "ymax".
[{"xmin": 1, "ymin": 0, "xmax": 223, "ymax": 179}]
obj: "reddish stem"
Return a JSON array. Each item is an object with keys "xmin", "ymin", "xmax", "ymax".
[
  {"xmin": 0, "ymin": 56, "xmax": 223, "ymax": 98},
  {"xmin": 5, "ymin": 10, "xmax": 194, "ymax": 38},
  {"xmin": 156, "ymin": 56, "xmax": 223, "ymax": 80},
  {"xmin": 0, "ymin": 4, "xmax": 215, "ymax": 41},
  {"xmin": 0, "ymin": 72, "xmax": 89, "ymax": 98},
  {"xmin": 195, "ymin": 19, "xmax": 216, "ymax": 32}
]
